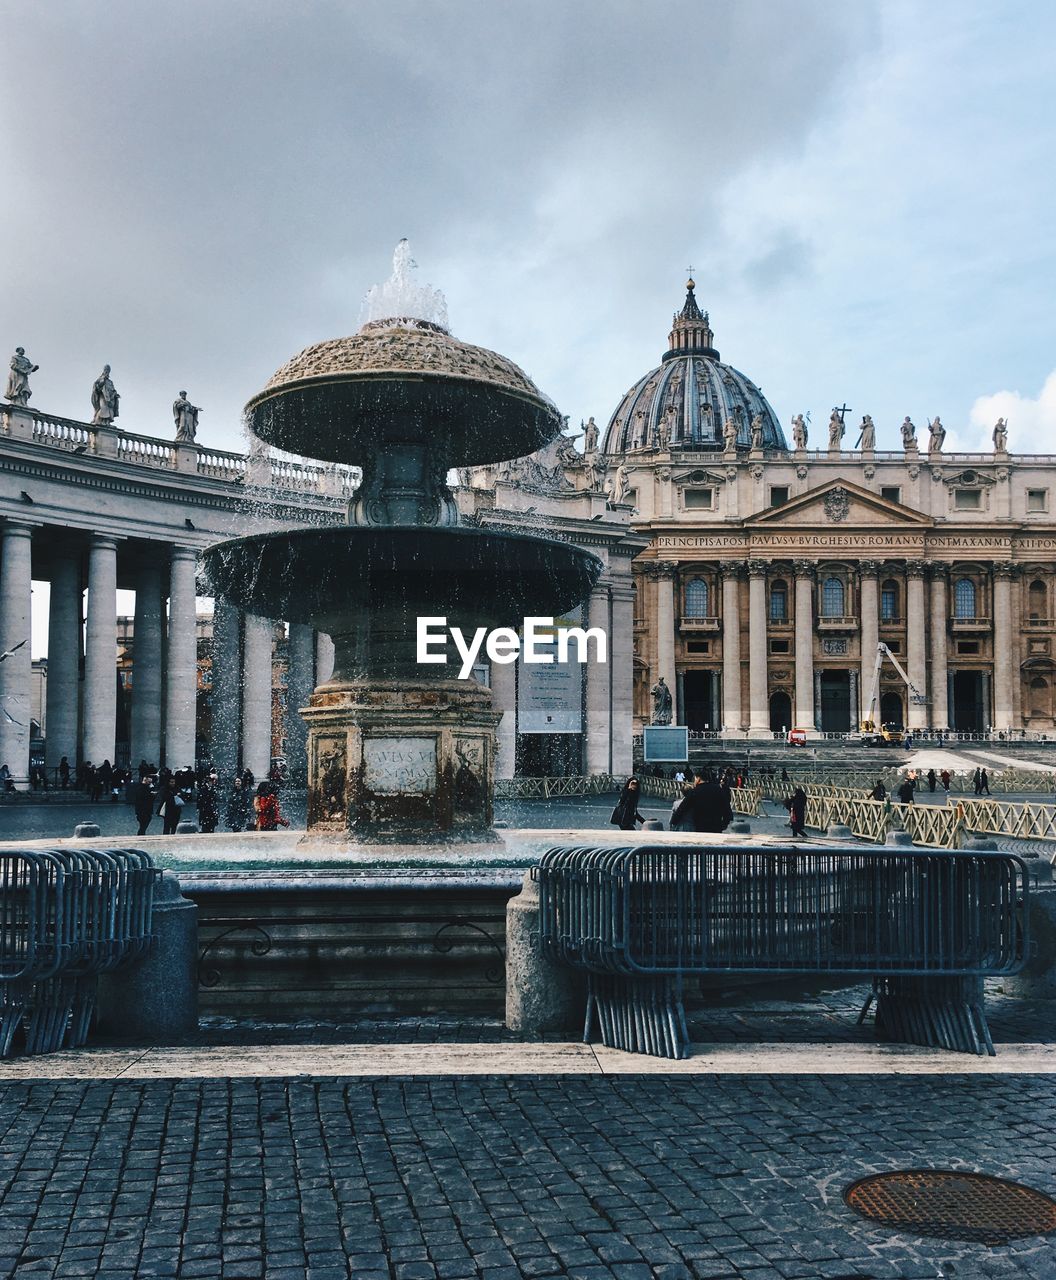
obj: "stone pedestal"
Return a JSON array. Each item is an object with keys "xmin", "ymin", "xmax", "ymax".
[
  {"xmin": 505, "ymin": 871, "xmax": 585, "ymax": 1035},
  {"xmin": 97, "ymin": 872, "xmax": 199, "ymax": 1042},
  {"xmin": 303, "ymin": 676, "xmax": 501, "ymax": 845}
]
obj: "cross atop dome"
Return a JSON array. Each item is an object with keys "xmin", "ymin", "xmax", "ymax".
[{"xmin": 665, "ymin": 275, "xmax": 717, "ymax": 361}]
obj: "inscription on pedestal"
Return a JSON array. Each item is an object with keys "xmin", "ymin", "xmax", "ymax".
[{"xmin": 364, "ymin": 737, "xmax": 437, "ymax": 794}]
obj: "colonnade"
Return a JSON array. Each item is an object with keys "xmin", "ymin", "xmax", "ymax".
[
  {"xmin": 646, "ymin": 558, "xmax": 1024, "ymax": 737},
  {"xmin": 0, "ymin": 522, "xmax": 337, "ymax": 789}
]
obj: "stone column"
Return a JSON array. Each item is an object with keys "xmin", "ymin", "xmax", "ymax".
[
  {"xmin": 489, "ymin": 651, "xmax": 517, "ymax": 780},
  {"xmin": 45, "ymin": 551, "xmax": 81, "ymax": 774},
  {"xmin": 0, "ymin": 522, "xmax": 34, "ymax": 787},
  {"xmin": 747, "ymin": 560, "xmax": 769, "ymax": 736},
  {"xmin": 610, "ymin": 587, "xmax": 635, "ymax": 777},
  {"xmin": 929, "ymin": 566, "xmax": 949, "ymax": 731},
  {"xmin": 210, "ymin": 599, "xmax": 242, "ymax": 780},
  {"xmin": 82, "ymin": 535, "xmax": 119, "ymax": 768},
  {"xmin": 242, "ymin": 614, "xmax": 274, "ymax": 779},
  {"xmin": 794, "ymin": 561, "xmax": 816, "ymax": 733},
  {"xmin": 164, "ymin": 547, "xmax": 199, "ymax": 771},
  {"xmin": 858, "ymin": 561, "xmax": 879, "ymax": 724},
  {"xmin": 315, "ymin": 632, "xmax": 336, "ymax": 685},
  {"xmin": 993, "ymin": 563, "xmax": 1017, "ymax": 732},
  {"xmin": 130, "ymin": 564, "xmax": 165, "ymax": 768},
  {"xmin": 906, "ymin": 562, "xmax": 928, "ymax": 731},
  {"xmin": 653, "ymin": 563, "xmax": 677, "ymax": 722},
  {"xmin": 285, "ymin": 622, "xmax": 315, "ymax": 784},
  {"xmin": 584, "ymin": 585, "xmax": 612, "ymax": 776},
  {"xmin": 721, "ymin": 563, "xmax": 743, "ymax": 734}
]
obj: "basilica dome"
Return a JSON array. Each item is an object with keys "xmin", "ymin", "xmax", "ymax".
[{"xmin": 602, "ymin": 280, "xmax": 787, "ymax": 455}]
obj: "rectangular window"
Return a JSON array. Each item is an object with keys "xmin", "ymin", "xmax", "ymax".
[
  {"xmin": 957, "ymin": 641, "xmax": 980, "ymax": 655},
  {"xmin": 769, "ymin": 639, "xmax": 790, "ymax": 654},
  {"xmin": 770, "ymin": 587, "xmax": 787, "ymax": 622},
  {"xmin": 955, "ymin": 489, "xmax": 982, "ymax": 510},
  {"xmin": 684, "ymin": 488, "xmax": 713, "ymax": 509},
  {"xmin": 686, "ymin": 641, "xmax": 710, "ymax": 654},
  {"xmin": 886, "ymin": 640, "xmax": 901, "ymax": 654},
  {"xmin": 1028, "ymin": 488, "xmax": 1048, "ymax": 512},
  {"xmin": 769, "ymin": 486, "xmax": 789, "ymax": 507},
  {"xmin": 880, "ymin": 587, "xmax": 898, "ymax": 621},
  {"xmin": 881, "ymin": 486, "xmax": 901, "ymax": 504}
]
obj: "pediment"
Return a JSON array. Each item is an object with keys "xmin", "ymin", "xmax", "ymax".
[{"xmin": 748, "ymin": 479, "xmax": 932, "ymax": 529}]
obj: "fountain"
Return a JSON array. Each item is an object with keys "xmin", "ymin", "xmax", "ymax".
[{"xmin": 204, "ymin": 242, "xmax": 602, "ymax": 850}]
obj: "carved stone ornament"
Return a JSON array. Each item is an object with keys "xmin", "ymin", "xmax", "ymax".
[
  {"xmin": 908, "ymin": 465, "xmax": 920, "ymax": 480},
  {"xmin": 746, "ymin": 559, "xmax": 770, "ymax": 578},
  {"xmin": 823, "ymin": 487, "xmax": 850, "ymax": 523},
  {"xmin": 792, "ymin": 559, "xmax": 815, "ymax": 579},
  {"xmin": 720, "ymin": 561, "xmax": 744, "ymax": 581},
  {"xmin": 993, "ymin": 561, "xmax": 1020, "ymax": 580},
  {"xmin": 796, "ymin": 464, "xmax": 808, "ymax": 479},
  {"xmin": 822, "ymin": 637, "xmax": 848, "ymax": 655},
  {"xmin": 863, "ymin": 465, "xmax": 875, "ymax": 480},
  {"xmin": 905, "ymin": 561, "xmax": 927, "ymax": 579},
  {"xmin": 771, "ymin": 669, "xmax": 791, "ymax": 683},
  {"xmin": 725, "ymin": 466, "xmax": 738, "ymax": 481}
]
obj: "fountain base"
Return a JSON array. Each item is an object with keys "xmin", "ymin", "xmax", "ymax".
[{"xmin": 302, "ymin": 676, "xmax": 501, "ymax": 847}]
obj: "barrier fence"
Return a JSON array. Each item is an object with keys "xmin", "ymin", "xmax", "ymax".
[{"xmin": 0, "ymin": 847, "xmax": 157, "ymax": 1057}]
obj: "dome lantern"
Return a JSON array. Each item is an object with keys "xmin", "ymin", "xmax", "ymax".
[{"xmin": 664, "ymin": 278, "xmax": 718, "ymax": 361}]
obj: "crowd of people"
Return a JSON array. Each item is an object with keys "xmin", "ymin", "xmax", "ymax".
[{"xmin": 127, "ymin": 762, "xmax": 290, "ymax": 836}]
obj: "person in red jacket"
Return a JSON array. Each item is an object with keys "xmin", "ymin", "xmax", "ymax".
[{"xmin": 253, "ymin": 781, "xmax": 290, "ymax": 832}]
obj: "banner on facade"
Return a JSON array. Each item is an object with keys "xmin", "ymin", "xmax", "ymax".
[
  {"xmin": 643, "ymin": 725, "xmax": 689, "ymax": 763},
  {"xmin": 516, "ymin": 610, "xmax": 584, "ymax": 734}
]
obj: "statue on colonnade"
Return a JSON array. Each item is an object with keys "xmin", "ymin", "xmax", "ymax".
[
  {"xmin": 5, "ymin": 348, "xmax": 38, "ymax": 407},
  {"xmin": 173, "ymin": 391, "xmax": 202, "ymax": 443},
  {"xmin": 791, "ymin": 413, "xmax": 808, "ymax": 449},
  {"xmin": 927, "ymin": 416, "xmax": 946, "ymax": 456},
  {"xmin": 582, "ymin": 415, "xmax": 599, "ymax": 452},
  {"xmin": 993, "ymin": 418, "xmax": 1009, "ymax": 452},
  {"xmin": 91, "ymin": 365, "xmax": 120, "ymax": 425},
  {"xmin": 900, "ymin": 416, "xmax": 917, "ymax": 452},
  {"xmin": 855, "ymin": 415, "xmax": 875, "ymax": 450}
]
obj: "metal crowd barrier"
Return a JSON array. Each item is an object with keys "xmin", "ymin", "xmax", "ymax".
[
  {"xmin": 536, "ymin": 844, "xmax": 1028, "ymax": 1059},
  {"xmin": 0, "ymin": 847, "xmax": 158, "ymax": 1056}
]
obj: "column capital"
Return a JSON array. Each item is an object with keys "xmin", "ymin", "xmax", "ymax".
[
  {"xmin": 746, "ymin": 559, "xmax": 769, "ymax": 579},
  {"xmin": 1, "ymin": 519, "xmax": 38, "ymax": 539},
  {"xmin": 926, "ymin": 563, "xmax": 949, "ymax": 583},
  {"xmin": 720, "ymin": 561, "xmax": 745, "ymax": 581},
  {"xmin": 170, "ymin": 544, "xmax": 199, "ymax": 564},
  {"xmin": 992, "ymin": 561, "xmax": 1019, "ymax": 580},
  {"xmin": 644, "ymin": 560, "xmax": 678, "ymax": 580},
  {"xmin": 90, "ymin": 533, "xmax": 121, "ymax": 552},
  {"xmin": 905, "ymin": 560, "xmax": 927, "ymax": 579},
  {"xmin": 857, "ymin": 559, "xmax": 881, "ymax": 577},
  {"xmin": 792, "ymin": 559, "xmax": 815, "ymax": 579}
]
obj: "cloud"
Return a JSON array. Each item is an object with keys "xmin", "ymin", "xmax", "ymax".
[{"xmin": 968, "ymin": 371, "xmax": 1056, "ymax": 454}]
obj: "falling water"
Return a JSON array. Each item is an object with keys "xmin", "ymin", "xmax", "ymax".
[{"xmin": 358, "ymin": 239, "xmax": 450, "ymax": 331}]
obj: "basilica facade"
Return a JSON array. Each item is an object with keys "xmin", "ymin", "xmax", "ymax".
[{"xmin": 604, "ymin": 281, "xmax": 1056, "ymax": 738}]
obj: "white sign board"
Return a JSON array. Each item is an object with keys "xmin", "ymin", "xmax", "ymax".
[
  {"xmin": 642, "ymin": 725, "xmax": 689, "ymax": 763},
  {"xmin": 517, "ymin": 612, "xmax": 584, "ymax": 735}
]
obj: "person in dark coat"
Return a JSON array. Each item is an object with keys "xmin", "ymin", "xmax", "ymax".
[
  {"xmin": 197, "ymin": 772, "xmax": 220, "ymax": 834},
  {"xmin": 226, "ymin": 777, "xmax": 251, "ymax": 832},
  {"xmin": 897, "ymin": 776, "xmax": 915, "ymax": 805},
  {"xmin": 870, "ymin": 779, "xmax": 887, "ymax": 801},
  {"xmin": 610, "ymin": 778, "xmax": 645, "ymax": 832},
  {"xmin": 156, "ymin": 774, "xmax": 182, "ymax": 835},
  {"xmin": 133, "ymin": 773, "xmax": 156, "ymax": 836},
  {"xmin": 671, "ymin": 772, "xmax": 732, "ymax": 834},
  {"xmin": 927, "ymin": 768, "xmax": 937, "ymax": 793},
  {"xmin": 979, "ymin": 768, "xmax": 990, "ymax": 795},
  {"xmin": 787, "ymin": 786, "xmax": 807, "ymax": 838}
]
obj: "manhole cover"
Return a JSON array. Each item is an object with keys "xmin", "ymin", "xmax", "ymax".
[{"xmin": 845, "ymin": 1170, "xmax": 1056, "ymax": 1245}]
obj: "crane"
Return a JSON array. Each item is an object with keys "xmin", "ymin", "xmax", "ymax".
[{"xmin": 859, "ymin": 642, "xmax": 928, "ymax": 746}]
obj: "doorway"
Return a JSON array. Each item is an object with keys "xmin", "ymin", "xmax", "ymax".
[
  {"xmin": 952, "ymin": 671, "xmax": 985, "ymax": 732},
  {"xmin": 683, "ymin": 670, "xmax": 718, "ymax": 731},
  {"xmin": 880, "ymin": 691, "xmax": 903, "ymax": 728},
  {"xmin": 819, "ymin": 670, "xmax": 851, "ymax": 732},
  {"xmin": 769, "ymin": 690, "xmax": 791, "ymax": 733}
]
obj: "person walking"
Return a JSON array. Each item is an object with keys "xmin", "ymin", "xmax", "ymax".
[
  {"xmin": 133, "ymin": 772, "xmax": 156, "ymax": 837},
  {"xmin": 610, "ymin": 778, "xmax": 645, "ymax": 832},
  {"xmin": 897, "ymin": 775, "xmax": 915, "ymax": 805},
  {"xmin": 927, "ymin": 768, "xmax": 937, "ymax": 793},
  {"xmin": 197, "ymin": 771, "xmax": 220, "ymax": 834},
  {"xmin": 980, "ymin": 768, "xmax": 990, "ymax": 796},
  {"xmin": 58, "ymin": 756, "xmax": 70, "ymax": 789},
  {"xmin": 786, "ymin": 785, "xmax": 808, "ymax": 838},
  {"xmin": 254, "ymin": 781, "xmax": 289, "ymax": 832},
  {"xmin": 870, "ymin": 778, "xmax": 887, "ymax": 801},
  {"xmin": 671, "ymin": 771, "xmax": 732, "ymax": 834},
  {"xmin": 156, "ymin": 773, "xmax": 182, "ymax": 835},
  {"xmin": 940, "ymin": 768, "xmax": 951, "ymax": 793},
  {"xmin": 973, "ymin": 767, "xmax": 982, "ymax": 796}
]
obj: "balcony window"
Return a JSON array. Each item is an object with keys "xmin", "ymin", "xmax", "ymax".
[
  {"xmin": 954, "ymin": 577, "xmax": 977, "ymax": 619},
  {"xmin": 685, "ymin": 577, "xmax": 709, "ymax": 618},
  {"xmin": 880, "ymin": 579, "xmax": 899, "ymax": 622},
  {"xmin": 684, "ymin": 488, "xmax": 713, "ymax": 509},
  {"xmin": 1029, "ymin": 579, "xmax": 1047, "ymax": 620},
  {"xmin": 821, "ymin": 577, "xmax": 845, "ymax": 617},
  {"xmin": 770, "ymin": 580, "xmax": 788, "ymax": 622}
]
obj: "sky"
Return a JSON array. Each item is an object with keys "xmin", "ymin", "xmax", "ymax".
[{"xmin": 3, "ymin": 0, "xmax": 1055, "ymax": 465}]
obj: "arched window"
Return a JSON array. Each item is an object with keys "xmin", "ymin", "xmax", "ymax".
[
  {"xmin": 1029, "ymin": 579, "xmax": 1047, "ymax": 619},
  {"xmin": 770, "ymin": 579, "xmax": 788, "ymax": 622},
  {"xmin": 685, "ymin": 577, "xmax": 709, "ymax": 618},
  {"xmin": 954, "ymin": 577, "xmax": 976, "ymax": 619},
  {"xmin": 880, "ymin": 579, "xmax": 899, "ymax": 622},
  {"xmin": 822, "ymin": 576, "xmax": 845, "ymax": 618}
]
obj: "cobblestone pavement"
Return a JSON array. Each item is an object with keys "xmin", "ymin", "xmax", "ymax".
[{"xmin": 1, "ymin": 1073, "xmax": 1054, "ymax": 1279}]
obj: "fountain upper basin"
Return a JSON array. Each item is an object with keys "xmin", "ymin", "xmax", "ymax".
[
  {"xmin": 247, "ymin": 324, "xmax": 562, "ymax": 467},
  {"xmin": 202, "ymin": 525, "xmax": 603, "ymax": 633}
]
